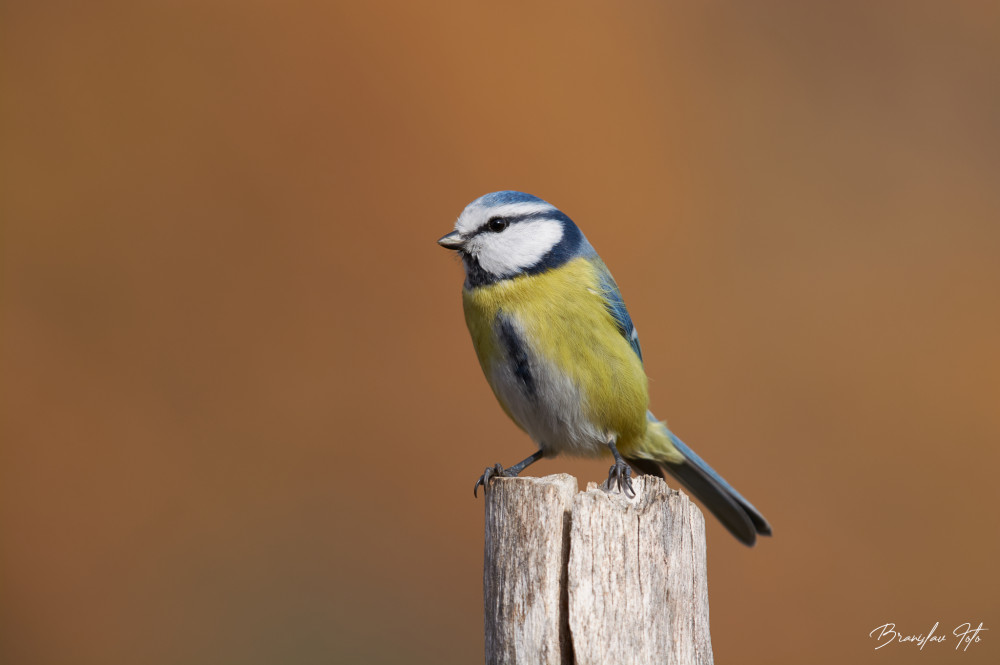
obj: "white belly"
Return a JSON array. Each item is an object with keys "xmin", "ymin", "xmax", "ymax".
[{"xmin": 488, "ymin": 317, "xmax": 606, "ymax": 457}]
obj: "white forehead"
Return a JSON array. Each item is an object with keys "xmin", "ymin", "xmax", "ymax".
[{"xmin": 454, "ymin": 201, "xmax": 556, "ymax": 235}]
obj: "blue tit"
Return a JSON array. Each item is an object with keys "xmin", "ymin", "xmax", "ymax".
[{"xmin": 438, "ymin": 191, "xmax": 771, "ymax": 546}]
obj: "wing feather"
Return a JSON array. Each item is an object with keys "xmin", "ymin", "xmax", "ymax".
[{"xmin": 592, "ymin": 259, "xmax": 643, "ymax": 363}]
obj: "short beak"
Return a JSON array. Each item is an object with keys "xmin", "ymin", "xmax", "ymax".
[{"xmin": 437, "ymin": 231, "xmax": 464, "ymax": 250}]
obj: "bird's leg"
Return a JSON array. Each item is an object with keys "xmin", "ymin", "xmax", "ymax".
[
  {"xmin": 474, "ymin": 449, "xmax": 545, "ymax": 497},
  {"xmin": 604, "ymin": 437, "xmax": 636, "ymax": 499}
]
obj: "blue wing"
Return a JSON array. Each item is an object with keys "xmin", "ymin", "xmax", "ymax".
[{"xmin": 592, "ymin": 259, "xmax": 643, "ymax": 363}]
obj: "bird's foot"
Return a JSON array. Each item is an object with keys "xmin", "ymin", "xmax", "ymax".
[
  {"xmin": 474, "ymin": 450, "xmax": 545, "ymax": 498},
  {"xmin": 604, "ymin": 460, "xmax": 636, "ymax": 499},
  {"xmin": 474, "ymin": 463, "xmax": 513, "ymax": 497}
]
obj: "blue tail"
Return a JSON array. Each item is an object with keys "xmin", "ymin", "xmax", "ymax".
[{"xmin": 629, "ymin": 423, "xmax": 772, "ymax": 546}]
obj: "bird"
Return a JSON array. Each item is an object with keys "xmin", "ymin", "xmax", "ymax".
[{"xmin": 438, "ymin": 191, "xmax": 771, "ymax": 546}]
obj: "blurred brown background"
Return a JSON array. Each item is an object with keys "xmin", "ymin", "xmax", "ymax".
[{"xmin": 3, "ymin": 2, "xmax": 999, "ymax": 664}]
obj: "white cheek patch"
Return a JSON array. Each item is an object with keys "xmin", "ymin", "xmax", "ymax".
[{"xmin": 474, "ymin": 219, "xmax": 564, "ymax": 277}]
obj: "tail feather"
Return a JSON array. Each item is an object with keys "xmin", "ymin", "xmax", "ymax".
[{"xmin": 629, "ymin": 422, "xmax": 772, "ymax": 547}]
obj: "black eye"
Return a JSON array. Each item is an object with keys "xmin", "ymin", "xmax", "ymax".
[{"xmin": 487, "ymin": 217, "xmax": 509, "ymax": 233}]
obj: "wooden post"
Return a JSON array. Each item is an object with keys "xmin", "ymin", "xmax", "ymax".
[
  {"xmin": 484, "ymin": 474, "xmax": 713, "ymax": 665},
  {"xmin": 483, "ymin": 474, "xmax": 577, "ymax": 665}
]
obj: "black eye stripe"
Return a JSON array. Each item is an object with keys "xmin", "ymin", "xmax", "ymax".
[{"xmin": 477, "ymin": 211, "xmax": 556, "ymax": 236}]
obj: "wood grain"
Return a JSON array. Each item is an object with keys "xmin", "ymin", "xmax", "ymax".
[
  {"xmin": 484, "ymin": 474, "xmax": 713, "ymax": 665},
  {"xmin": 484, "ymin": 474, "xmax": 578, "ymax": 665}
]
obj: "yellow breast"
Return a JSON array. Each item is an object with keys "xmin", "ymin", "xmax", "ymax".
[{"xmin": 462, "ymin": 257, "xmax": 650, "ymax": 456}]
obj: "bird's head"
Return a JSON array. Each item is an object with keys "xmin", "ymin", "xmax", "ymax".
[{"xmin": 438, "ymin": 191, "xmax": 589, "ymax": 287}]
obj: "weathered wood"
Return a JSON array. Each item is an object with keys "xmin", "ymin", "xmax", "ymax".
[
  {"xmin": 484, "ymin": 474, "xmax": 578, "ymax": 665},
  {"xmin": 569, "ymin": 476, "xmax": 713, "ymax": 665},
  {"xmin": 484, "ymin": 474, "xmax": 713, "ymax": 665}
]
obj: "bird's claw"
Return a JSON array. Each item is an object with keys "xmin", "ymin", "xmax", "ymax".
[
  {"xmin": 605, "ymin": 460, "xmax": 636, "ymax": 499},
  {"xmin": 474, "ymin": 463, "xmax": 507, "ymax": 497}
]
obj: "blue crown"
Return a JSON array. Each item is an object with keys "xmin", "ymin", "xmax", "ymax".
[{"xmin": 474, "ymin": 191, "xmax": 548, "ymax": 208}]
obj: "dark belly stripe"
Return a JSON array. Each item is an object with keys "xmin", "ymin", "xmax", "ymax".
[{"xmin": 497, "ymin": 316, "xmax": 537, "ymax": 399}]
